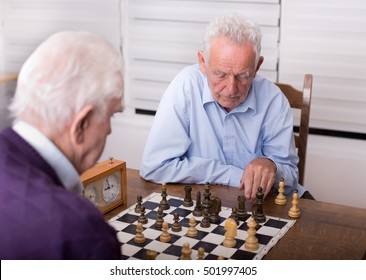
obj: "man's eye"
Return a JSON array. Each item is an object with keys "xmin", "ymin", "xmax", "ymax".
[
  {"xmin": 237, "ymin": 72, "xmax": 251, "ymax": 81},
  {"xmin": 215, "ymin": 72, "xmax": 226, "ymax": 79}
]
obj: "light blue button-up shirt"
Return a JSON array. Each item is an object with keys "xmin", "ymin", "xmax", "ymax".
[{"xmin": 140, "ymin": 64, "xmax": 304, "ymax": 196}]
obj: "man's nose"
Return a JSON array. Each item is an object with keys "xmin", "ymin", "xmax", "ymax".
[{"xmin": 226, "ymin": 74, "xmax": 238, "ymax": 94}]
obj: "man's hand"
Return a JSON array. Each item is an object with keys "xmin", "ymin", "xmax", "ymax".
[{"xmin": 239, "ymin": 158, "xmax": 276, "ymax": 201}]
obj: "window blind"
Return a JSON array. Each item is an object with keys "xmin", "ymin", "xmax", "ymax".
[
  {"xmin": 279, "ymin": 0, "xmax": 366, "ymax": 134},
  {"xmin": 122, "ymin": 0, "xmax": 281, "ymax": 111},
  {"xmin": 1, "ymin": 0, "xmax": 121, "ymax": 72}
]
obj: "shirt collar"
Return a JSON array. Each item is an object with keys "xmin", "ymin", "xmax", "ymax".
[
  {"xmin": 12, "ymin": 121, "xmax": 83, "ymax": 194},
  {"xmin": 201, "ymin": 73, "xmax": 257, "ymax": 114}
]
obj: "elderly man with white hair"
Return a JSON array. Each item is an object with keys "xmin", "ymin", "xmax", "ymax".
[
  {"xmin": 140, "ymin": 13, "xmax": 314, "ymax": 200},
  {"xmin": 0, "ymin": 31, "xmax": 124, "ymax": 259}
]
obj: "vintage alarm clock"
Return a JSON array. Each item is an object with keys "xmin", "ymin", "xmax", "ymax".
[{"xmin": 80, "ymin": 157, "xmax": 127, "ymax": 214}]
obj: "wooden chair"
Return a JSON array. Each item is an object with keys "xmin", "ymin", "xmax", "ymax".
[{"xmin": 275, "ymin": 74, "xmax": 313, "ymax": 186}]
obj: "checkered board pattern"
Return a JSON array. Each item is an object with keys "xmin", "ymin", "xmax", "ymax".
[{"xmin": 108, "ymin": 192, "xmax": 296, "ymax": 260}]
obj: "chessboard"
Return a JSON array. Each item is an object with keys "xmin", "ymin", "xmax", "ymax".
[{"xmin": 108, "ymin": 191, "xmax": 296, "ymax": 260}]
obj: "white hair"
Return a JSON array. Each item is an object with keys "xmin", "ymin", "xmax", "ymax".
[
  {"xmin": 203, "ymin": 13, "xmax": 262, "ymax": 65},
  {"xmin": 9, "ymin": 31, "xmax": 124, "ymax": 134}
]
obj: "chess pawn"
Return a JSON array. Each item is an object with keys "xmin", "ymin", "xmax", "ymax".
[
  {"xmin": 147, "ymin": 250, "xmax": 157, "ymax": 260},
  {"xmin": 134, "ymin": 223, "xmax": 145, "ymax": 244},
  {"xmin": 172, "ymin": 212, "xmax": 182, "ymax": 232},
  {"xmin": 134, "ymin": 194, "xmax": 143, "ymax": 213},
  {"xmin": 154, "ymin": 207, "xmax": 164, "ymax": 229},
  {"xmin": 138, "ymin": 206, "xmax": 148, "ymax": 224},
  {"xmin": 186, "ymin": 216, "xmax": 198, "ymax": 237},
  {"xmin": 197, "ymin": 247, "xmax": 205, "ymax": 260},
  {"xmin": 245, "ymin": 217, "xmax": 259, "ymax": 251},
  {"xmin": 223, "ymin": 218, "xmax": 237, "ymax": 248},
  {"xmin": 288, "ymin": 190, "xmax": 301, "ymax": 218},
  {"xmin": 275, "ymin": 177, "xmax": 286, "ymax": 206},
  {"xmin": 180, "ymin": 242, "xmax": 192, "ymax": 260},
  {"xmin": 159, "ymin": 182, "xmax": 170, "ymax": 210},
  {"xmin": 160, "ymin": 221, "xmax": 171, "ymax": 243},
  {"xmin": 200, "ymin": 208, "xmax": 211, "ymax": 228}
]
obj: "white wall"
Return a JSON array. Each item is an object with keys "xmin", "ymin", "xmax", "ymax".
[{"xmin": 100, "ymin": 112, "xmax": 366, "ymax": 209}]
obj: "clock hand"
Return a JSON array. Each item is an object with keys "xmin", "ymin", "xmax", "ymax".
[{"xmin": 104, "ymin": 179, "xmax": 111, "ymax": 190}]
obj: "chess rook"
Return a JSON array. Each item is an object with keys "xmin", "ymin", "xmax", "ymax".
[
  {"xmin": 209, "ymin": 196, "xmax": 222, "ymax": 224},
  {"xmin": 237, "ymin": 195, "xmax": 247, "ymax": 220}
]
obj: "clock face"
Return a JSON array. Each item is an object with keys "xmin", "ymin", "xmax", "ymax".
[
  {"xmin": 102, "ymin": 173, "xmax": 120, "ymax": 203},
  {"xmin": 84, "ymin": 184, "xmax": 98, "ymax": 206},
  {"xmin": 81, "ymin": 159, "xmax": 127, "ymax": 214}
]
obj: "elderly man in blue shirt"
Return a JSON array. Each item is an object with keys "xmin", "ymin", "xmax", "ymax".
[{"xmin": 140, "ymin": 13, "xmax": 311, "ymax": 200}]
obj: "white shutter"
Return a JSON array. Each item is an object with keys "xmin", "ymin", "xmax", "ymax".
[
  {"xmin": 1, "ymin": 0, "xmax": 121, "ymax": 72},
  {"xmin": 279, "ymin": 0, "xmax": 366, "ymax": 134},
  {"xmin": 122, "ymin": 0, "xmax": 281, "ymax": 112}
]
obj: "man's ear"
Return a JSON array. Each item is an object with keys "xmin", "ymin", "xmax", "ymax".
[
  {"xmin": 70, "ymin": 105, "xmax": 94, "ymax": 145},
  {"xmin": 198, "ymin": 50, "xmax": 208, "ymax": 74},
  {"xmin": 255, "ymin": 56, "xmax": 264, "ymax": 73}
]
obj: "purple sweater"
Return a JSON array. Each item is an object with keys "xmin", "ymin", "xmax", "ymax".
[{"xmin": 0, "ymin": 127, "xmax": 120, "ymax": 259}]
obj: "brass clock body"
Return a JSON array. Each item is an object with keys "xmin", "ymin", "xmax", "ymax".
[{"xmin": 80, "ymin": 158, "xmax": 127, "ymax": 214}]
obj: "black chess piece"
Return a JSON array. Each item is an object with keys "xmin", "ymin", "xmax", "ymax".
[
  {"xmin": 200, "ymin": 208, "xmax": 211, "ymax": 228},
  {"xmin": 183, "ymin": 185, "xmax": 193, "ymax": 207},
  {"xmin": 254, "ymin": 187, "xmax": 266, "ymax": 223},
  {"xmin": 237, "ymin": 195, "xmax": 247, "ymax": 220},
  {"xmin": 209, "ymin": 196, "xmax": 221, "ymax": 224},
  {"xmin": 138, "ymin": 206, "xmax": 148, "ymax": 224},
  {"xmin": 230, "ymin": 207, "xmax": 239, "ymax": 225},
  {"xmin": 159, "ymin": 183, "xmax": 170, "ymax": 210},
  {"xmin": 134, "ymin": 194, "xmax": 143, "ymax": 213},
  {"xmin": 202, "ymin": 182, "xmax": 211, "ymax": 213},
  {"xmin": 154, "ymin": 207, "xmax": 164, "ymax": 229},
  {"xmin": 171, "ymin": 212, "xmax": 182, "ymax": 232},
  {"xmin": 193, "ymin": 191, "xmax": 203, "ymax": 217}
]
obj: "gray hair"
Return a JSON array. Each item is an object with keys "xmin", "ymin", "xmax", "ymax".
[
  {"xmin": 9, "ymin": 31, "xmax": 124, "ymax": 134},
  {"xmin": 203, "ymin": 13, "xmax": 262, "ymax": 65}
]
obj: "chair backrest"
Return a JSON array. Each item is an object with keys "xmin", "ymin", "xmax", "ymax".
[{"xmin": 275, "ymin": 74, "xmax": 313, "ymax": 186}]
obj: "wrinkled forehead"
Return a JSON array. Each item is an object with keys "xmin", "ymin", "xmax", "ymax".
[{"xmin": 208, "ymin": 37, "xmax": 257, "ymax": 70}]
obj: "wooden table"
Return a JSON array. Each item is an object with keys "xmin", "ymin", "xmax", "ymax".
[{"xmin": 105, "ymin": 168, "xmax": 366, "ymax": 260}]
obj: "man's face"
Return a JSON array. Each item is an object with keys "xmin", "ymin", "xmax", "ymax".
[{"xmin": 199, "ymin": 37, "xmax": 262, "ymax": 112}]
